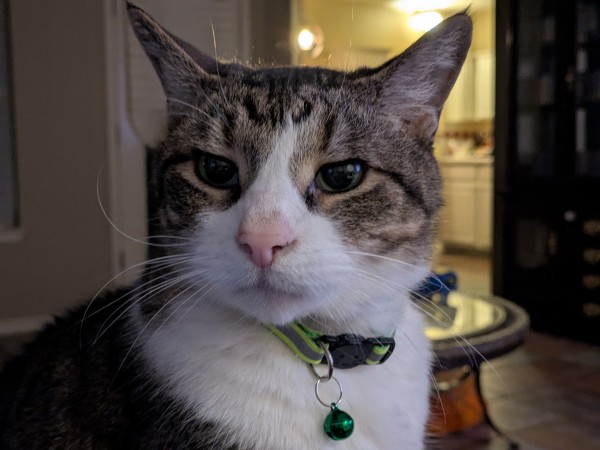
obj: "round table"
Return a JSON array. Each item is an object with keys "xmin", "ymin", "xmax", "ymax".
[
  {"xmin": 419, "ymin": 292, "xmax": 529, "ymax": 445},
  {"xmin": 422, "ymin": 292, "xmax": 530, "ymax": 369}
]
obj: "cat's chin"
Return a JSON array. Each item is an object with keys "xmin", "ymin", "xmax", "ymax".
[{"xmin": 232, "ymin": 285, "xmax": 320, "ymax": 325}]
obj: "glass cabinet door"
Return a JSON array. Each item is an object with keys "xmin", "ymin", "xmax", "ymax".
[
  {"xmin": 575, "ymin": 0, "xmax": 600, "ymax": 178},
  {"xmin": 514, "ymin": 0, "xmax": 560, "ymax": 180}
]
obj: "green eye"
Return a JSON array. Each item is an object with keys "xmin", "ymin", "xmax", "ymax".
[
  {"xmin": 195, "ymin": 151, "xmax": 239, "ymax": 189},
  {"xmin": 315, "ymin": 160, "xmax": 366, "ymax": 193}
]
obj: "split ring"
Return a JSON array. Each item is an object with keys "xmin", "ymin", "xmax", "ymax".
[
  {"xmin": 314, "ymin": 375, "xmax": 343, "ymax": 407},
  {"xmin": 309, "ymin": 341, "xmax": 334, "ymax": 381}
]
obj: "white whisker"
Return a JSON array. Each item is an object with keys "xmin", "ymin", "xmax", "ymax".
[
  {"xmin": 93, "ymin": 269, "xmax": 207, "ymax": 345},
  {"xmin": 79, "ymin": 253, "xmax": 200, "ymax": 347},
  {"xmin": 352, "ymin": 267, "xmax": 501, "ymax": 381},
  {"xmin": 208, "ymin": 17, "xmax": 232, "ymax": 112},
  {"xmin": 116, "ymin": 276, "xmax": 216, "ymax": 375},
  {"xmin": 82, "ymin": 256, "xmax": 201, "ymax": 328},
  {"xmin": 96, "ymin": 167, "xmax": 196, "ymax": 249}
]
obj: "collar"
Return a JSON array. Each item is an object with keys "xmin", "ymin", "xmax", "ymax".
[{"xmin": 267, "ymin": 322, "xmax": 395, "ymax": 369}]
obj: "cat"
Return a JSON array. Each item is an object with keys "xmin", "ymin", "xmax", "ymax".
[{"xmin": 0, "ymin": 3, "xmax": 471, "ymax": 449}]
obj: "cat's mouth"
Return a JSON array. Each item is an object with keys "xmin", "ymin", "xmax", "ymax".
[
  {"xmin": 234, "ymin": 279, "xmax": 317, "ymax": 325},
  {"xmin": 243, "ymin": 276, "xmax": 305, "ymax": 300}
]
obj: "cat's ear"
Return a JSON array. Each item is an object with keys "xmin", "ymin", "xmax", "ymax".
[
  {"xmin": 127, "ymin": 3, "xmax": 244, "ymax": 115},
  {"xmin": 373, "ymin": 12, "xmax": 472, "ymax": 141}
]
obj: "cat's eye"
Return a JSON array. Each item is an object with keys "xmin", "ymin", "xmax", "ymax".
[
  {"xmin": 195, "ymin": 151, "xmax": 239, "ymax": 189},
  {"xmin": 315, "ymin": 160, "xmax": 366, "ymax": 193}
]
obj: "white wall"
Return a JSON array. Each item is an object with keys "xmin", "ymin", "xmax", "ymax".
[
  {"xmin": 0, "ymin": 0, "xmax": 112, "ymax": 320},
  {"xmin": 0, "ymin": 0, "xmax": 289, "ymax": 328}
]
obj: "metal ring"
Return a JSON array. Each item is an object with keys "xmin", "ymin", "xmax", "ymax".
[
  {"xmin": 309, "ymin": 341, "xmax": 333, "ymax": 381},
  {"xmin": 315, "ymin": 376, "xmax": 343, "ymax": 408}
]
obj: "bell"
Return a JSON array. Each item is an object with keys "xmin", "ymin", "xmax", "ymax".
[{"xmin": 323, "ymin": 404, "xmax": 354, "ymax": 440}]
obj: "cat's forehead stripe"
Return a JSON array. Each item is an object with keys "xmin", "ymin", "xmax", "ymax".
[{"xmin": 242, "ymin": 87, "xmax": 315, "ymax": 128}]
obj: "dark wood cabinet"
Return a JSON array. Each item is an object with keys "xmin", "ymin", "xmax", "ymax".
[{"xmin": 494, "ymin": 0, "xmax": 600, "ymax": 344}]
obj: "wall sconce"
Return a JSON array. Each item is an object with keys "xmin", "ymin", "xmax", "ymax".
[{"xmin": 295, "ymin": 25, "xmax": 324, "ymax": 58}]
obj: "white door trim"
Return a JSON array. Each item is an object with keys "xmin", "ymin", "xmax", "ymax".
[{"xmin": 103, "ymin": 0, "xmax": 148, "ymax": 285}]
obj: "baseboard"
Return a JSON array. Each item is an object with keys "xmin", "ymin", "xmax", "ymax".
[{"xmin": 0, "ymin": 314, "xmax": 53, "ymax": 337}]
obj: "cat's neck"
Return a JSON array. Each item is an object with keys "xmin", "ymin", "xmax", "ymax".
[
  {"xmin": 131, "ymin": 289, "xmax": 429, "ymax": 450},
  {"xmin": 131, "ymin": 284, "xmax": 407, "ymax": 343},
  {"xmin": 300, "ymin": 302, "xmax": 404, "ymax": 338}
]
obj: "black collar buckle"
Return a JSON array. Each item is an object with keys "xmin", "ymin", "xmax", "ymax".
[{"xmin": 318, "ymin": 334, "xmax": 396, "ymax": 369}]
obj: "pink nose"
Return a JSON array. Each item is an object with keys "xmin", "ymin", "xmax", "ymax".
[{"xmin": 237, "ymin": 228, "xmax": 293, "ymax": 269}]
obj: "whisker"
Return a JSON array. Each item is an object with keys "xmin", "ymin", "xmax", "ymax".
[
  {"xmin": 96, "ymin": 167, "xmax": 196, "ymax": 249},
  {"xmin": 174, "ymin": 275, "xmax": 225, "ymax": 325},
  {"xmin": 346, "ymin": 250, "xmax": 453, "ymax": 295},
  {"xmin": 209, "ymin": 17, "xmax": 231, "ymax": 111},
  {"xmin": 146, "ymin": 274, "xmax": 223, "ymax": 343},
  {"xmin": 399, "ymin": 328, "xmax": 446, "ymax": 421},
  {"xmin": 117, "ymin": 275, "xmax": 222, "ymax": 377},
  {"xmin": 79, "ymin": 253, "xmax": 199, "ymax": 347},
  {"xmin": 93, "ymin": 269, "xmax": 206, "ymax": 345},
  {"xmin": 166, "ymin": 97, "xmax": 215, "ymax": 122},
  {"xmin": 346, "ymin": 250, "xmax": 423, "ymax": 269},
  {"xmin": 81, "ymin": 255, "xmax": 200, "ymax": 330},
  {"xmin": 352, "ymin": 268, "xmax": 497, "ymax": 377}
]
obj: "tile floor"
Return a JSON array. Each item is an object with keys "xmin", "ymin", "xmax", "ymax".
[
  {"xmin": 430, "ymin": 250, "xmax": 600, "ymax": 450},
  {"xmin": 430, "ymin": 331, "xmax": 600, "ymax": 450}
]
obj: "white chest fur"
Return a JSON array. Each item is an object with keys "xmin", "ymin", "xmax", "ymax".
[{"xmin": 137, "ymin": 302, "xmax": 431, "ymax": 450}]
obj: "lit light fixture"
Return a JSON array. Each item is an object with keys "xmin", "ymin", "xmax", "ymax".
[
  {"xmin": 297, "ymin": 28, "xmax": 316, "ymax": 51},
  {"xmin": 393, "ymin": 0, "xmax": 452, "ymax": 14},
  {"xmin": 408, "ymin": 11, "xmax": 443, "ymax": 31},
  {"xmin": 295, "ymin": 25, "xmax": 324, "ymax": 58}
]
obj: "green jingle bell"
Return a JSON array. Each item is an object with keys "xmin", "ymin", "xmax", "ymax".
[{"xmin": 323, "ymin": 404, "xmax": 354, "ymax": 440}]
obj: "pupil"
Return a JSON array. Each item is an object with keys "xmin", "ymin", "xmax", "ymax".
[
  {"xmin": 206, "ymin": 158, "xmax": 233, "ymax": 183},
  {"xmin": 328, "ymin": 163, "xmax": 358, "ymax": 188}
]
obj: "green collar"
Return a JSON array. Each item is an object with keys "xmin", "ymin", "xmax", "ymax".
[{"xmin": 267, "ymin": 322, "xmax": 395, "ymax": 369}]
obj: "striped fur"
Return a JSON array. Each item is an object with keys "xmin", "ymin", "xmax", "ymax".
[{"xmin": 0, "ymin": 4, "xmax": 472, "ymax": 449}]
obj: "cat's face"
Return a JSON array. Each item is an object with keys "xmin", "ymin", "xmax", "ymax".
[{"xmin": 129, "ymin": 5, "xmax": 471, "ymax": 329}]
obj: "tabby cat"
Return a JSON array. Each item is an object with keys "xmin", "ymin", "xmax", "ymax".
[{"xmin": 0, "ymin": 4, "xmax": 471, "ymax": 449}]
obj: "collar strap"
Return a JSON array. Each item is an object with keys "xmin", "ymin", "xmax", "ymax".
[{"xmin": 267, "ymin": 322, "xmax": 395, "ymax": 369}]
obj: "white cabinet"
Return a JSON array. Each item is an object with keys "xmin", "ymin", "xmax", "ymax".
[
  {"xmin": 473, "ymin": 50, "xmax": 495, "ymax": 121},
  {"xmin": 444, "ymin": 49, "xmax": 495, "ymax": 123},
  {"xmin": 445, "ymin": 57, "xmax": 474, "ymax": 123},
  {"xmin": 474, "ymin": 165, "xmax": 493, "ymax": 249},
  {"xmin": 438, "ymin": 160, "xmax": 494, "ymax": 251}
]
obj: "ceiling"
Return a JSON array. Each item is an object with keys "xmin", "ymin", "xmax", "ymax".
[{"xmin": 335, "ymin": 0, "xmax": 494, "ymax": 13}]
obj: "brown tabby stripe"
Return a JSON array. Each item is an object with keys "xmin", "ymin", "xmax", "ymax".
[{"xmin": 377, "ymin": 168, "xmax": 429, "ymax": 215}]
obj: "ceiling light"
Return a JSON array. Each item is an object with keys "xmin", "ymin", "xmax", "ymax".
[
  {"xmin": 393, "ymin": 0, "xmax": 452, "ymax": 14},
  {"xmin": 408, "ymin": 11, "xmax": 443, "ymax": 31}
]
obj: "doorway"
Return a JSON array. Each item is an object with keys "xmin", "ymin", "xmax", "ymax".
[{"xmin": 292, "ymin": 0, "xmax": 497, "ymax": 295}]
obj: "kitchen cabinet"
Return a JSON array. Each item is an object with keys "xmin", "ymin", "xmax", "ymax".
[
  {"xmin": 473, "ymin": 50, "xmax": 495, "ymax": 121},
  {"xmin": 444, "ymin": 49, "xmax": 495, "ymax": 123},
  {"xmin": 444, "ymin": 56, "xmax": 474, "ymax": 123},
  {"xmin": 438, "ymin": 159, "xmax": 493, "ymax": 251}
]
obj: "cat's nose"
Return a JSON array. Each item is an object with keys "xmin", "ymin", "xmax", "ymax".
[{"xmin": 237, "ymin": 227, "xmax": 293, "ymax": 269}]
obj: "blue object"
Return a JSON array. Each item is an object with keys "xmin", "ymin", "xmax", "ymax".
[
  {"xmin": 413, "ymin": 271, "xmax": 459, "ymax": 329},
  {"xmin": 413, "ymin": 271, "xmax": 458, "ymax": 305}
]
